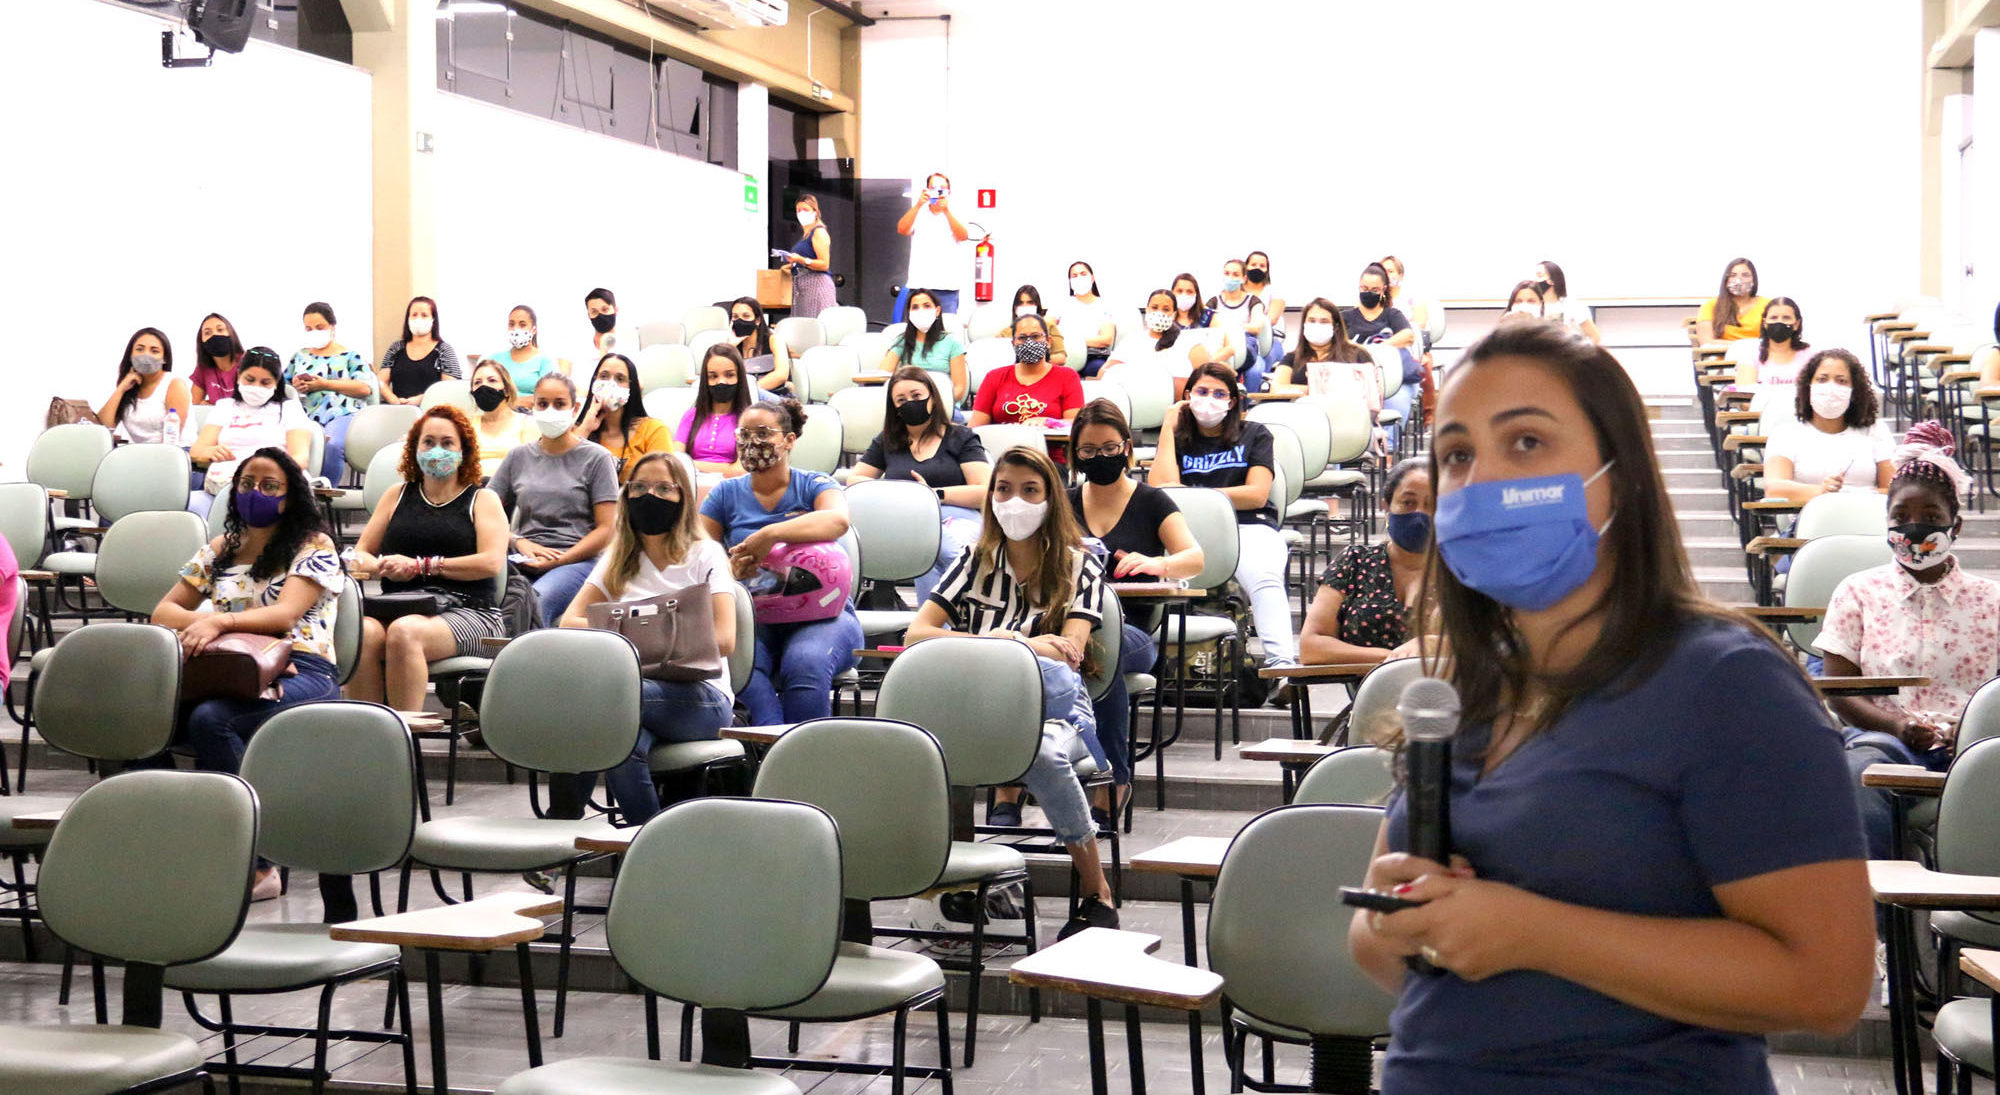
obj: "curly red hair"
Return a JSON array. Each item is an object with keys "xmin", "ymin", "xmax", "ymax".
[{"xmin": 398, "ymin": 404, "xmax": 482, "ymax": 487}]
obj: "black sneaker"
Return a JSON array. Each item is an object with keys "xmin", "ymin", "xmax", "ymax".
[
  {"xmin": 1089, "ymin": 806, "xmax": 1113, "ymax": 829},
  {"xmin": 986, "ymin": 801, "xmax": 1023, "ymax": 828},
  {"xmin": 1058, "ymin": 894, "xmax": 1120, "ymax": 940}
]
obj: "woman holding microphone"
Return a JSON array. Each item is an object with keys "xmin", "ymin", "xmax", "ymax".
[{"xmin": 1347, "ymin": 322, "xmax": 1872, "ymax": 1092}]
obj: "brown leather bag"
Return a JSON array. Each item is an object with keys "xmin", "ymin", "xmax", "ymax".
[
  {"xmin": 585, "ymin": 584, "xmax": 723, "ymax": 683},
  {"xmin": 44, "ymin": 398, "xmax": 94, "ymax": 429},
  {"xmin": 182, "ymin": 633, "xmax": 295, "ymax": 703}
]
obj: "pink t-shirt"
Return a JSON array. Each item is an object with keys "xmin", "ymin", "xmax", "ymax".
[
  {"xmin": 189, "ymin": 362, "xmax": 239, "ymax": 404},
  {"xmin": 676, "ymin": 407, "xmax": 740, "ymax": 464},
  {"xmin": 0, "ymin": 535, "xmax": 17, "ymax": 696}
]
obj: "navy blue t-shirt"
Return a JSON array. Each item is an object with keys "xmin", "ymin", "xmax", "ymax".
[{"xmin": 1383, "ymin": 617, "xmax": 1863, "ymax": 1094}]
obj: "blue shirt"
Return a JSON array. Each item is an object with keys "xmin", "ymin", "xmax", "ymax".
[
  {"xmin": 699, "ymin": 469, "xmax": 839, "ymax": 548},
  {"xmin": 1382, "ymin": 618, "xmax": 1863, "ymax": 1094}
]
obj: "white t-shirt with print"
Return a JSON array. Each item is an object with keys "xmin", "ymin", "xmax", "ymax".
[{"xmin": 583, "ymin": 538, "xmax": 737, "ymax": 705}]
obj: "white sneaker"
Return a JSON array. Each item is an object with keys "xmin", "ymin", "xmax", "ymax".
[{"xmin": 1876, "ymin": 940, "xmax": 1890, "ymax": 1007}]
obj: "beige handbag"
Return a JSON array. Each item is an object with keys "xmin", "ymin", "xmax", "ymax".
[{"xmin": 586, "ymin": 584, "xmax": 723, "ymax": 682}]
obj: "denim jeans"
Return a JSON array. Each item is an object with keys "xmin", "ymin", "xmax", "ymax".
[
  {"xmin": 320, "ymin": 413, "xmax": 354, "ymax": 483},
  {"xmin": 185, "ymin": 652, "xmax": 342, "ymax": 774},
  {"xmin": 743, "ymin": 608, "xmax": 864, "ymax": 725},
  {"xmin": 1086, "ymin": 623, "xmax": 1154, "ymax": 787},
  {"xmin": 1382, "ymin": 385, "xmax": 1413, "ymax": 449},
  {"xmin": 893, "ymin": 288, "xmax": 961, "ymax": 323},
  {"xmin": 578, "ymin": 678, "xmax": 734, "ymax": 828},
  {"xmin": 531, "ymin": 560, "xmax": 595, "ymax": 627},
  {"xmin": 916, "ymin": 506, "xmax": 981, "ymax": 603},
  {"xmin": 1022, "ymin": 656, "xmax": 1098, "ymax": 845},
  {"xmin": 1843, "ymin": 726, "xmax": 1950, "ymax": 861}
]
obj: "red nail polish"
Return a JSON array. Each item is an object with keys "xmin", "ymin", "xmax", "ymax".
[{"xmin": 1392, "ymin": 883, "xmax": 1413, "ymax": 895}]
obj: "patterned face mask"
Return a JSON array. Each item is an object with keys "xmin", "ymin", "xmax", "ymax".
[
  {"xmin": 1145, "ymin": 311, "xmax": 1175, "ymax": 333},
  {"xmin": 1014, "ymin": 339, "xmax": 1049, "ymax": 365},
  {"xmin": 739, "ymin": 438, "xmax": 783, "ymax": 471}
]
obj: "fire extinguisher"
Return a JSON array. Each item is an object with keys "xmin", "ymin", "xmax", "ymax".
[{"xmin": 973, "ymin": 233, "xmax": 995, "ymax": 303}]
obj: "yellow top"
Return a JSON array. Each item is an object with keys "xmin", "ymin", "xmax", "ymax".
[
  {"xmin": 1697, "ymin": 296, "xmax": 1768, "ymax": 341},
  {"xmin": 473, "ymin": 412, "xmax": 538, "ymax": 472},
  {"xmin": 594, "ymin": 415, "xmax": 677, "ymax": 482}
]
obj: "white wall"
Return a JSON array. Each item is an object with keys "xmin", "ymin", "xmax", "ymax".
[
  {"xmin": 428, "ymin": 92, "xmax": 765, "ymax": 371},
  {"xmin": 860, "ymin": 0, "xmax": 1923, "ymax": 344},
  {"xmin": 0, "ymin": 0, "xmax": 374, "ymax": 474}
]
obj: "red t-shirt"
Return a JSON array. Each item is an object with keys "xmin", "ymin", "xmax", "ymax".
[{"xmin": 974, "ymin": 365, "xmax": 1085, "ymax": 425}]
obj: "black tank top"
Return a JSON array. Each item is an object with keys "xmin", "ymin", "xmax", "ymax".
[{"xmin": 380, "ymin": 482, "xmax": 495, "ymax": 606}]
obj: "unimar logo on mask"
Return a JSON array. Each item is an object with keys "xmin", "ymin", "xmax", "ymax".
[{"xmin": 1500, "ymin": 483, "xmax": 1565, "ymax": 508}]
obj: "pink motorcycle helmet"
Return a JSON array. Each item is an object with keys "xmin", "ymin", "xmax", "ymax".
[{"xmin": 749, "ymin": 541, "xmax": 855, "ymax": 624}]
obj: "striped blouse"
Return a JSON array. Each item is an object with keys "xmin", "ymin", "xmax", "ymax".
[{"xmin": 928, "ymin": 545, "xmax": 1106, "ymax": 636}]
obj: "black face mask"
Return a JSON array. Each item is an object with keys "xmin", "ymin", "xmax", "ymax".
[
  {"xmin": 1357, "ymin": 290, "xmax": 1383, "ymax": 309},
  {"xmin": 1533, "ymin": 279, "xmax": 1553, "ymax": 294},
  {"xmin": 471, "ymin": 384, "xmax": 509, "ymax": 412},
  {"xmin": 627, "ymin": 493, "xmax": 681, "ymax": 536},
  {"xmin": 1245, "ymin": 269, "xmax": 1268, "ymax": 285},
  {"xmin": 201, "ymin": 334, "xmax": 237, "ymax": 358},
  {"xmin": 710, "ymin": 382, "xmax": 740, "ymax": 405},
  {"xmin": 1075, "ymin": 452, "xmax": 1128, "ymax": 487},
  {"xmin": 895, "ymin": 398, "xmax": 932, "ymax": 426},
  {"xmin": 732, "ymin": 319, "xmax": 758, "ymax": 338},
  {"xmin": 590, "ymin": 312, "xmax": 617, "ymax": 335},
  {"xmin": 1762, "ymin": 322, "xmax": 1796, "ymax": 344}
]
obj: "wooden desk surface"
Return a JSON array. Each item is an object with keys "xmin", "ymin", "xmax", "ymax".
[
  {"xmin": 1860, "ymin": 763, "xmax": 1945, "ymax": 793},
  {"xmin": 10, "ymin": 811, "xmax": 62, "ymax": 831},
  {"xmin": 1721, "ymin": 434, "xmax": 1767, "ymax": 452},
  {"xmin": 576, "ymin": 833, "xmax": 635, "ymax": 855},
  {"xmin": 851, "ymin": 372, "xmax": 890, "ymax": 386},
  {"xmin": 1960, "ymin": 949, "xmax": 2000, "ymax": 994},
  {"xmin": 1870, "ymin": 860, "xmax": 2000, "ymax": 909},
  {"xmin": 1813, "ymin": 676, "xmax": 1929, "ymax": 694},
  {"xmin": 1131, "ymin": 836, "xmax": 1231, "ymax": 878},
  {"xmin": 1107, "ymin": 582, "xmax": 1198, "ymax": 599},
  {"xmin": 720, "ymin": 724, "xmax": 791, "ymax": 746},
  {"xmin": 45, "ymin": 489, "xmax": 68, "ymax": 499},
  {"xmin": 330, "ymin": 892, "xmax": 563, "ymax": 951},
  {"xmin": 1715, "ymin": 411, "xmax": 1762, "ymax": 426},
  {"xmin": 1743, "ymin": 536, "xmax": 1805, "ymax": 556},
  {"xmin": 1257, "ymin": 663, "xmax": 1376, "ymax": 682},
  {"xmin": 1732, "ymin": 605, "xmax": 1823, "ymax": 621},
  {"xmin": 1007, "ymin": 928, "xmax": 1222, "ymax": 1010},
  {"xmin": 1741, "ymin": 498, "xmax": 1805, "ymax": 511},
  {"xmin": 1244, "ymin": 391, "xmax": 1301, "ymax": 403},
  {"xmin": 481, "ymin": 637, "xmax": 510, "ymax": 651},
  {"xmin": 1238, "ymin": 739, "xmax": 1339, "ymax": 764}
]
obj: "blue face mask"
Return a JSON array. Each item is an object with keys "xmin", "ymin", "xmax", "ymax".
[
  {"xmin": 1387, "ymin": 510, "xmax": 1432, "ymax": 553},
  {"xmin": 1433, "ymin": 462, "xmax": 1613, "ymax": 612},
  {"xmin": 417, "ymin": 446, "xmax": 462, "ymax": 480},
  {"xmin": 1223, "ymin": 276, "xmax": 1244, "ymax": 293},
  {"xmin": 234, "ymin": 488, "xmax": 285, "ymax": 529}
]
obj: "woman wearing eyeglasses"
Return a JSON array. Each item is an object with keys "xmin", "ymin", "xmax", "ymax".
[
  {"xmin": 968, "ymin": 313, "xmax": 1086, "ymax": 428},
  {"xmin": 699, "ymin": 399, "xmax": 861, "ymax": 725},
  {"xmin": 562, "ymin": 452, "xmax": 737, "ymax": 827}
]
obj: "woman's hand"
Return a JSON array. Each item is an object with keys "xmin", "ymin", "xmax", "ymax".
[
  {"xmin": 1900, "ymin": 715, "xmax": 1951, "ymax": 752},
  {"xmin": 732, "ymin": 528, "xmax": 778, "ymax": 572},
  {"xmin": 1370, "ymin": 867, "xmax": 1552, "ymax": 983},
  {"xmin": 180, "ymin": 612, "xmax": 234, "ymax": 656},
  {"xmin": 1027, "ymin": 633, "xmax": 1082, "ymax": 668},
  {"xmin": 293, "ymin": 374, "xmax": 320, "ymax": 394},
  {"xmin": 1821, "ymin": 472, "xmax": 1846, "ymax": 494},
  {"xmin": 1166, "ymin": 401, "xmax": 1187, "ymax": 431},
  {"xmin": 1112, "ymin": 553, "xmax": 1170, "ymax": 579},
  {"xmin": 116, "ymin": 370, "xmax": 143, "ymax": 393},
  {"xmin": 377, "ymin": 555, "xmax": 420, "ymax": 582},
  {"xmin": 513, "ymin": 539, "xmax": 562, "ymax": 572}
]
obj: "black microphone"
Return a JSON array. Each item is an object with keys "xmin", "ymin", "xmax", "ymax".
[{"xmin": 1397, "ymin": 676, "xmax": 1461, "ymax": 975}]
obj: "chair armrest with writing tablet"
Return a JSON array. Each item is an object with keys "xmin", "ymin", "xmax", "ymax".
[
  {"xmin": 1869, "ymin": 861, "xmax": 2000, "ymax": 909},
  {"xmin": 1942, "ymin": 369, "xmax": 1983, "ymax": 383},
  {"xmin": 1732, "ymin": 605, "xmax": 1823, "ymax": 622},
  {"xmin": 1743, "ymin": 536, "xmax": 1804, "ymax": 557},
  {"xmin": 1007, "ymin": 928, "xmax": 1223, "ymax": 1011},
  {"xmin": 1889, "ymin": 330, "xmax": 1932, "ymax": 344},
  {"xmin": 1716, "ymin": 390, "xmax": 1754, "ymax": 406},
  {"xmin": 1961, "ymin": 949, "xmax": 2000, "ymax": 994},
  {"xmin": 1742, "ymin": 499, "xmax": 1804, "ymax": 512},
  {"xmin": 21, "ymin": 570, "xmax": 55, "ymax": 583},
  {"xmin": 1722, "ymin": 435, "xmax": 1766, "ymax": 453},
  {"xmin": 1860, "ymin": 763, "xmax": 1945, "ymax": 795},
  {"xmin": 1905, "ymin": 343, "xmax": 1954, "ymax": 355},
  {"xmin": 1715, "ymin": 410, "xmax": 1762, "ymax": 426},
  {"xmin": 1874, "ymin": 320, "xmax": 1918, "ymax": 332},
  {"xmin": 1730, "ymin": 463, "xmax": 1765, "ymax": 479},
  {"xmin": 1864, "ymin": 312, "xmax": 1903, "ymax": 323},
  {"xmin": 329, "ymin": 892, "xmax": 563, "ymax": 951}
]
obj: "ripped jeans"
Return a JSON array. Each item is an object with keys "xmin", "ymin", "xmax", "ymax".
[{"xmin": 1018, "ymin": 656, "xmax": 1100, "ymax": 845}]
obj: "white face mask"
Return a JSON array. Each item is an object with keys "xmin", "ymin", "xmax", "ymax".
[
  {"xmin": 302, "ymin": 328, "xmax": 332, "ymax": 351},
  {"xmin": 508, "ymin": 328, "xmax": 536, "ymax": 350},
  {"xmin": 1809, "ymin": 382, "xmax": 1853, "ymax": 420},
  {"xmin": 1302, "ymin": 321, "xmax": 1335, "ymax": 347},
  {"xmin": 408, "ymin": 317, "xmax": 433, "ymax": 336},
  {"xmin": 1069, "ymin": 275, "xmax": 1094, "ymax": 296},
  {"xmin": 592, "ymin": 380, "xmax": 629, "ymax": 409},
  {"xmin": 796, "ymin": 210, "xmax": 816, "ymax": 227},
  {"xmin": 1509, "ymin": 303, "xmax": 1541, "ymax": 316},
  {"xmin": 1015, "ymin": 305, "xmax": 1038, "ymax": 319},
  {"xmin": 1174, "ymin": 292, "xmax": 1197, "ymax": 312},
  {"xmin": 238, "ymin": 384, "xmax": 276, "ymax": 407},
  {"xmin": 992, "ymin": 496, "xmax": 1048, "ymax": 541},
  {"xmin": 1189, "ymin": 394, "xmax": 1230, "ymax": 429},
  {"xmin": 1145, "ymin": 311, "xmax": 1175, "ymax": 333},
  {"xmin": 908, "ymin": 309, "xmax": 938, "ymax": 331},
  {"xmin": 534, "ymin": 407, "xmax": 573, "ymax": 438}
]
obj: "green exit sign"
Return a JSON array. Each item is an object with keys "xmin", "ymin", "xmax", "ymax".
[{"xmin": 743, "ymin": 174, "xmax": 759, "ymax": 213}]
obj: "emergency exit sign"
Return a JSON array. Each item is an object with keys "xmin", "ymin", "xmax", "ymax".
[{"xmin": 744, "ymin": 174, "xmax": 760, "ymax": 213}]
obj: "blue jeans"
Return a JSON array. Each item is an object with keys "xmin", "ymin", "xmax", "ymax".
[
  {"xmin": 1086, "ymin": 623, "xmax": 1154, "ymax": 787},
  {"xmin": 1022, "ymin": 656, "xmax": 1099, "ymax": 845},
  {"xmin": 1382, "ymin": 385, "xmax": 1413, "ymax": 449},
  {"xmin": 893, "ymin": 287, "xmax": 960, "ymax": 322},
  {"xmin": 916, "ymin": 506, "xmax": 981, "ymax": 603},
  {"xmin": 185, "ymin": 653, "xmax": 342, "ymax": 774},
  {"xmin": 1843, "ymin": 727, "xmax": 1951, "ymax": 861},
  {"xmin": 1239, "ymin": 359, "xmax": 1268, "ymax": 395},
  {"xmin": 530, "ymin": 560, "xmax": 595, "ymax": 627},
  {"xmin": 580, "ymin": 678, "xmax": 734, "ymax": 827},
  {"xmin": 1077, "ymin": 352, "xmax": 1109, "ymax": 380},
  {"xmin": 320, "ymin": 413, "xmax": 354, "ymax": 483},
  {"xmin": 743, "ymin": 608, "xmax": 864, "ymax": 725}
]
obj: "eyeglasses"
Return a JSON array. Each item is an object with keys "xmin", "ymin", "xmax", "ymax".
[
  {"xmin": 235, "ymin": 478, "xmax": 287, "ymax": 497},
  {"xmin": 625, "ymin": 482, "xmax": 681, "ymax": 500},
  {"xmin": 735, "ymin": 426, "xmax": 784, "ymax": 443},
  {"xmin": 1074, "ymin": 444, "xmax": 1127, "ymax": 460}
]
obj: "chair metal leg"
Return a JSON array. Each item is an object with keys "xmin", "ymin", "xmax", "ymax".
[
  {"xmin": 217, "ymin": 994, "xmax": 241, "ymax": 1095},
  {"xmin": 787, "ymin": 1020, "xmax": 801, "ymax": 1053},
  {"xmin": 890, "ymin": 1006, "xmax": 909, "ymax": 1095},
  {"xmin": 934, "ymin": 994, "xmax": 955, "ymax": 1095},
  {"xmin": 311, "ymin": 982, "xmax": 338, "ymax": 1095},
  {"xmin": 516, "ymin": 941, "xmax": 543, "ymax": 1067},
  {"xmin": 644, "ymin": 993, "xmax": 660, "ymax": 1061},
  {"xmin": 395, "ymin": 969, "xmax": 418, "ymax": 1095},
  {"xmin": 963, "ymin": 879, "xmax": 988, "ymax": 1067},
  {"xmin": 679, "ymin": 1001, "xmax": 695, "ymax": 1062},
  {"xmin": 554, "ymin": 861, "xmax": 579, "ymax": 1038}
]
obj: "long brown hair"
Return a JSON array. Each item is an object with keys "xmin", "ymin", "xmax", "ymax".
[
  {"xmin": 973, "ymin": 447, "xmax": 1099, "ymax": 677},
  {"xmin": 1416, "ymin": 322, "xmax": 1774, "ymax": 754},
  {"xmin": 1174, "ymin": 363, "xmax": 1245, "ymax": 451},
  {"xmin": 1283, "ymin": 298, "xmax": 1364, "ymax": 368},
  {"xmin": 598, "ymin": 452, "xmax": 703, "ymax": 599},
  {"xmin": 1710, "ymin": 257, "xmax": 1758, "ymax": 337},
  {"xmin": 881, "ymin": 366, "xmax": 949, "ymax": 452}
]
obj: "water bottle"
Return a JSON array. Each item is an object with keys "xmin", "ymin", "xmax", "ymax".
[{"xmin": 162, "ymin": 408, "xmax": 181, "ymax": 448}]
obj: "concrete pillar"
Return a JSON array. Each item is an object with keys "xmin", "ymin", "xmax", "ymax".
[
  {"xmin": 739, "ymin": 80, "xmax": 770, "ymax": 208},
  {"xmin": 1974, "ymin": 28, "xmax": 2000, "ymax": 315},
  {"xmin": 345, "ymin": 0, "xmax": 437, "ymax": 355}
]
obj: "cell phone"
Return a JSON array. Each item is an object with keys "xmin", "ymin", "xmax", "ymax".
[{"xmin": 1339, "ymin": 886, "xmax": 1425, "ymax": 913}]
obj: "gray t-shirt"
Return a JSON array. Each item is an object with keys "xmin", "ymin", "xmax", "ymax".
[{"xmin": 487, "ymin": 440, "xmax": 619, "ymax": 550}]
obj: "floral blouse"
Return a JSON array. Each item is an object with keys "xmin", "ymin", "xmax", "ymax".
[
  {"xmin": 1817, "ymin": 557, "xmax": 2000, "ymax": 729},
  {"xmin": 286, "ymin": 349, "xmax": 372, "ymax": 426},
  {"xmin": 1318, "ymin": 542, "xmax": 1410, "ymax": 651},
  {"xmin": 178, "ymin": 533, "xmax": 343, "ymax": 661}
]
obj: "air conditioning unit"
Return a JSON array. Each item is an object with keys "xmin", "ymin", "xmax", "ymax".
[{"xmin": 649, "ymin": 0, "xmax": 786, "ymax": 29}]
